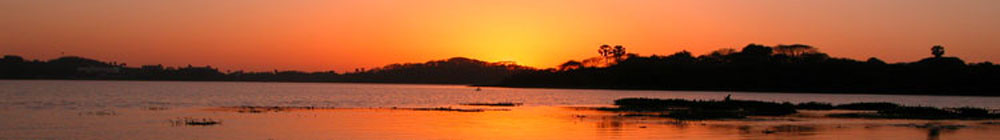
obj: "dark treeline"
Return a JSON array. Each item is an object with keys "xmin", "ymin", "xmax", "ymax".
[
  {"xmin": 498, "ymin": 44, "xmax": 1000, "ymax": 96},
  {"xmin": 3, "ymin": 43, "xmax": 999, "ymax": 96},
  {"xmin": 0, "ymin": 56, "xmax": 532, "ymax": 85},
  {"xmin": 335, "ymin": 57, "xmax": 532, "ymax": 84}
]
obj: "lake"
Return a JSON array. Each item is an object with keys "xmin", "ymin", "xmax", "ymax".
[{"xmin": 1, "ymin": 80, "xmax": 998, "ymax": 139}]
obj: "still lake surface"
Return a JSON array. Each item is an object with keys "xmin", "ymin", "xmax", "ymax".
[
  {"xmin": 2, "ymin": 80, "xmax": 998, "ymax": 110},
  {"xmin": 1, "ymin": 80, "xmax": 998, "ymax": 139}
]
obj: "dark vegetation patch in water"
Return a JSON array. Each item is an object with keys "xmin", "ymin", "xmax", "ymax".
[
  {"xmin": 763, "ymin": 125, "xmax": 818, "ymax": 134},
  {"xmin": 601, "ymin": 98, "xmax": 1000, "ymax": 120},
  {"xmin": 460, "ymin": 102, "xmax": 523, "ymax": 107},
  {"xmin": 828, "ymin": 106, "xmax": 999, "ymax": 120},
  {"xmin": 890, "ymin": 123, "xmax": 965, "ymax": 129},
  {"xmin": 170, "ymin": 118, "xmax": 221, "ymax": 126},
  {"xmin": 599, "ymin": 98, "xmax": 797, "ymax": 120}
]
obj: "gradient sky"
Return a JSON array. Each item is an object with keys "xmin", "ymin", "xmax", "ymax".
[{"xmin": 2, "ymin": 0, "xmax": 998, "ymax": 72}]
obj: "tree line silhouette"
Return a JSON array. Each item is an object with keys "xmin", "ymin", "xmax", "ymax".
[
  {"xmin": 2, "ymin": 43, "xmax": 998, "ymax": 96},
  {"xmin": 0, "ymin": 56, "xmax": 532, "ymax": 85},
  {"xmin": 498, "ymin": 44, "xmax": 999, "ymax": 96}
]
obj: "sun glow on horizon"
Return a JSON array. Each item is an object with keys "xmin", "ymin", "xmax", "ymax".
[{"xmin": 1, "ymin": 0, "xmax": 999, "ymax": 72}]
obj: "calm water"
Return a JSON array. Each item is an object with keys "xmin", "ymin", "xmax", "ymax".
[
  {"xmin": 1, "ymin": 80, "xmax": 998, "ymax": 110},
  {"xmin": 1, "ymin": 80, "xmax": 998, "ymax": 140}
]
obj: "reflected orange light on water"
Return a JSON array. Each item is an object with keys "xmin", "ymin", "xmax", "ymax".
[{"xmin": 3, "ymin": 106, "xmax": 998, "ymax": 139}]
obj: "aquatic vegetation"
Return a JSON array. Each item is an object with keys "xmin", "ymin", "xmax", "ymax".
[
  {"xmin": 766, "ymin": 125, "xmax": 817, "ymax": 134},
  {"xmin": 608, "ymin": 98, "xmax": 798, "ymax": 120},
  {"xmin": 891, "ymin": 123, "xmax": 965, "ymax": 130},
  {"xmin": 613, "ymin": 98, "xmax": 797, "ymax": 115},
  {"xmin": 608, "ymin": 98, "xmax": 999, "ymax": 120},
  {"xmin": 460, "ymin": 102, "xmax": 524, "ymax": 107},
  {"xmin": 950, "ymin": 107, "xmax": 991, "ymax": 117},
  {"xmin": 185, "ymin": 120, "xmax": 220, "ymax": 126},
  {"xmin": 662, "ymin": 110, "xmax": 746, "ymax": 120},
  {"xmin": 801, "ymin": 102, "xmax": 998, "ymax": 119},
  {"xmin": 170, "ymin": 118, "xmax": 221, "ymax": 126},
  {"xmin": 877, "ymin": 106, "xmax": 959, "ymax": 119},
  {"xmin": 828, "ymin": 106, "xmax": 999, "ymax": 120}
]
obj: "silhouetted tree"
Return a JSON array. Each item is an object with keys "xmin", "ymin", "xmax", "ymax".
[
  {"xmin": 500, "ymin": 43, "xmax": 1000, "ymax": 96},
  {"xmin": 699, "ymin": 48, "xmax": 737, "ymax": 63},
  {"xmin": 558, "ymin": 60, "xmax": 583, "ymax": 71},
  {"xmin": 774, "ymin": 44, "xmax": 818, "ymax": 57},
  {"xmin": 598, "ymin": 44, "xmax": 627, "ymax": 65},
  {"xmin": 665, "ymin": 51, "xmax": 696, "ymax": 63},
  {"xmin": 3, "ymin": 55, "xmax": 24, "ymax": 62},
  {"xmin": 598, "ymin": 44, "xmax": 612, "ymax": 59},
  {"xmin": 709, "ymin": 48, "xmax": 737, "ymax": 56},
  {"xmin": 867, "ymin": 57, "xmax": 886, "ymax": 64},
  {"xmin": 338, "ymin": 57, "xmax": 534, "ymax": 84},
  {"xmin": 932, "ymin": 45, "xmax": 945, "ymax": 58},
  {"xmin": 581, "ymin": 57, "xmax": 607, "ymax": 67},
  {"xmin": 740, "ymin": 44, "xmax": 773, "ymax": 56},
  {"xmin": 612, "ymin": 45, "xmax": 627, "ymax": 60}
]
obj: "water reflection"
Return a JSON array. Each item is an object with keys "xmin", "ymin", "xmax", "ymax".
[
  {"xmin": 2, "ymin": 80, "xmax": 999, "ymax": 139},
  {"xmin": 1, "ymin": 106, "xmax": 998, "ymax": 139},
  {"xmin": 3, "ymin": 80, "xmax": 1000, "ymax": 111}
]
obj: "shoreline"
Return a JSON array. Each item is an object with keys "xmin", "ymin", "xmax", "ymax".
[
  {"xmin": 476, "ymin": 84, "xmax": 1000, "ymax": 97},
  {"xmin": 2, "ymin": 79, "xmax": 997, "ymax": 97}
]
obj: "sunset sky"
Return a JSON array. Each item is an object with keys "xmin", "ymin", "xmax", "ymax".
[{"xmin": 2, "ymin": 0, "xmax": 998, "ymax": 72}]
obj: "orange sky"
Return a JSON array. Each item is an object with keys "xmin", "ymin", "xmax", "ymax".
[{"xmin": 2, "ymin": 0, "xmax": 998, "ymax": 72}]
